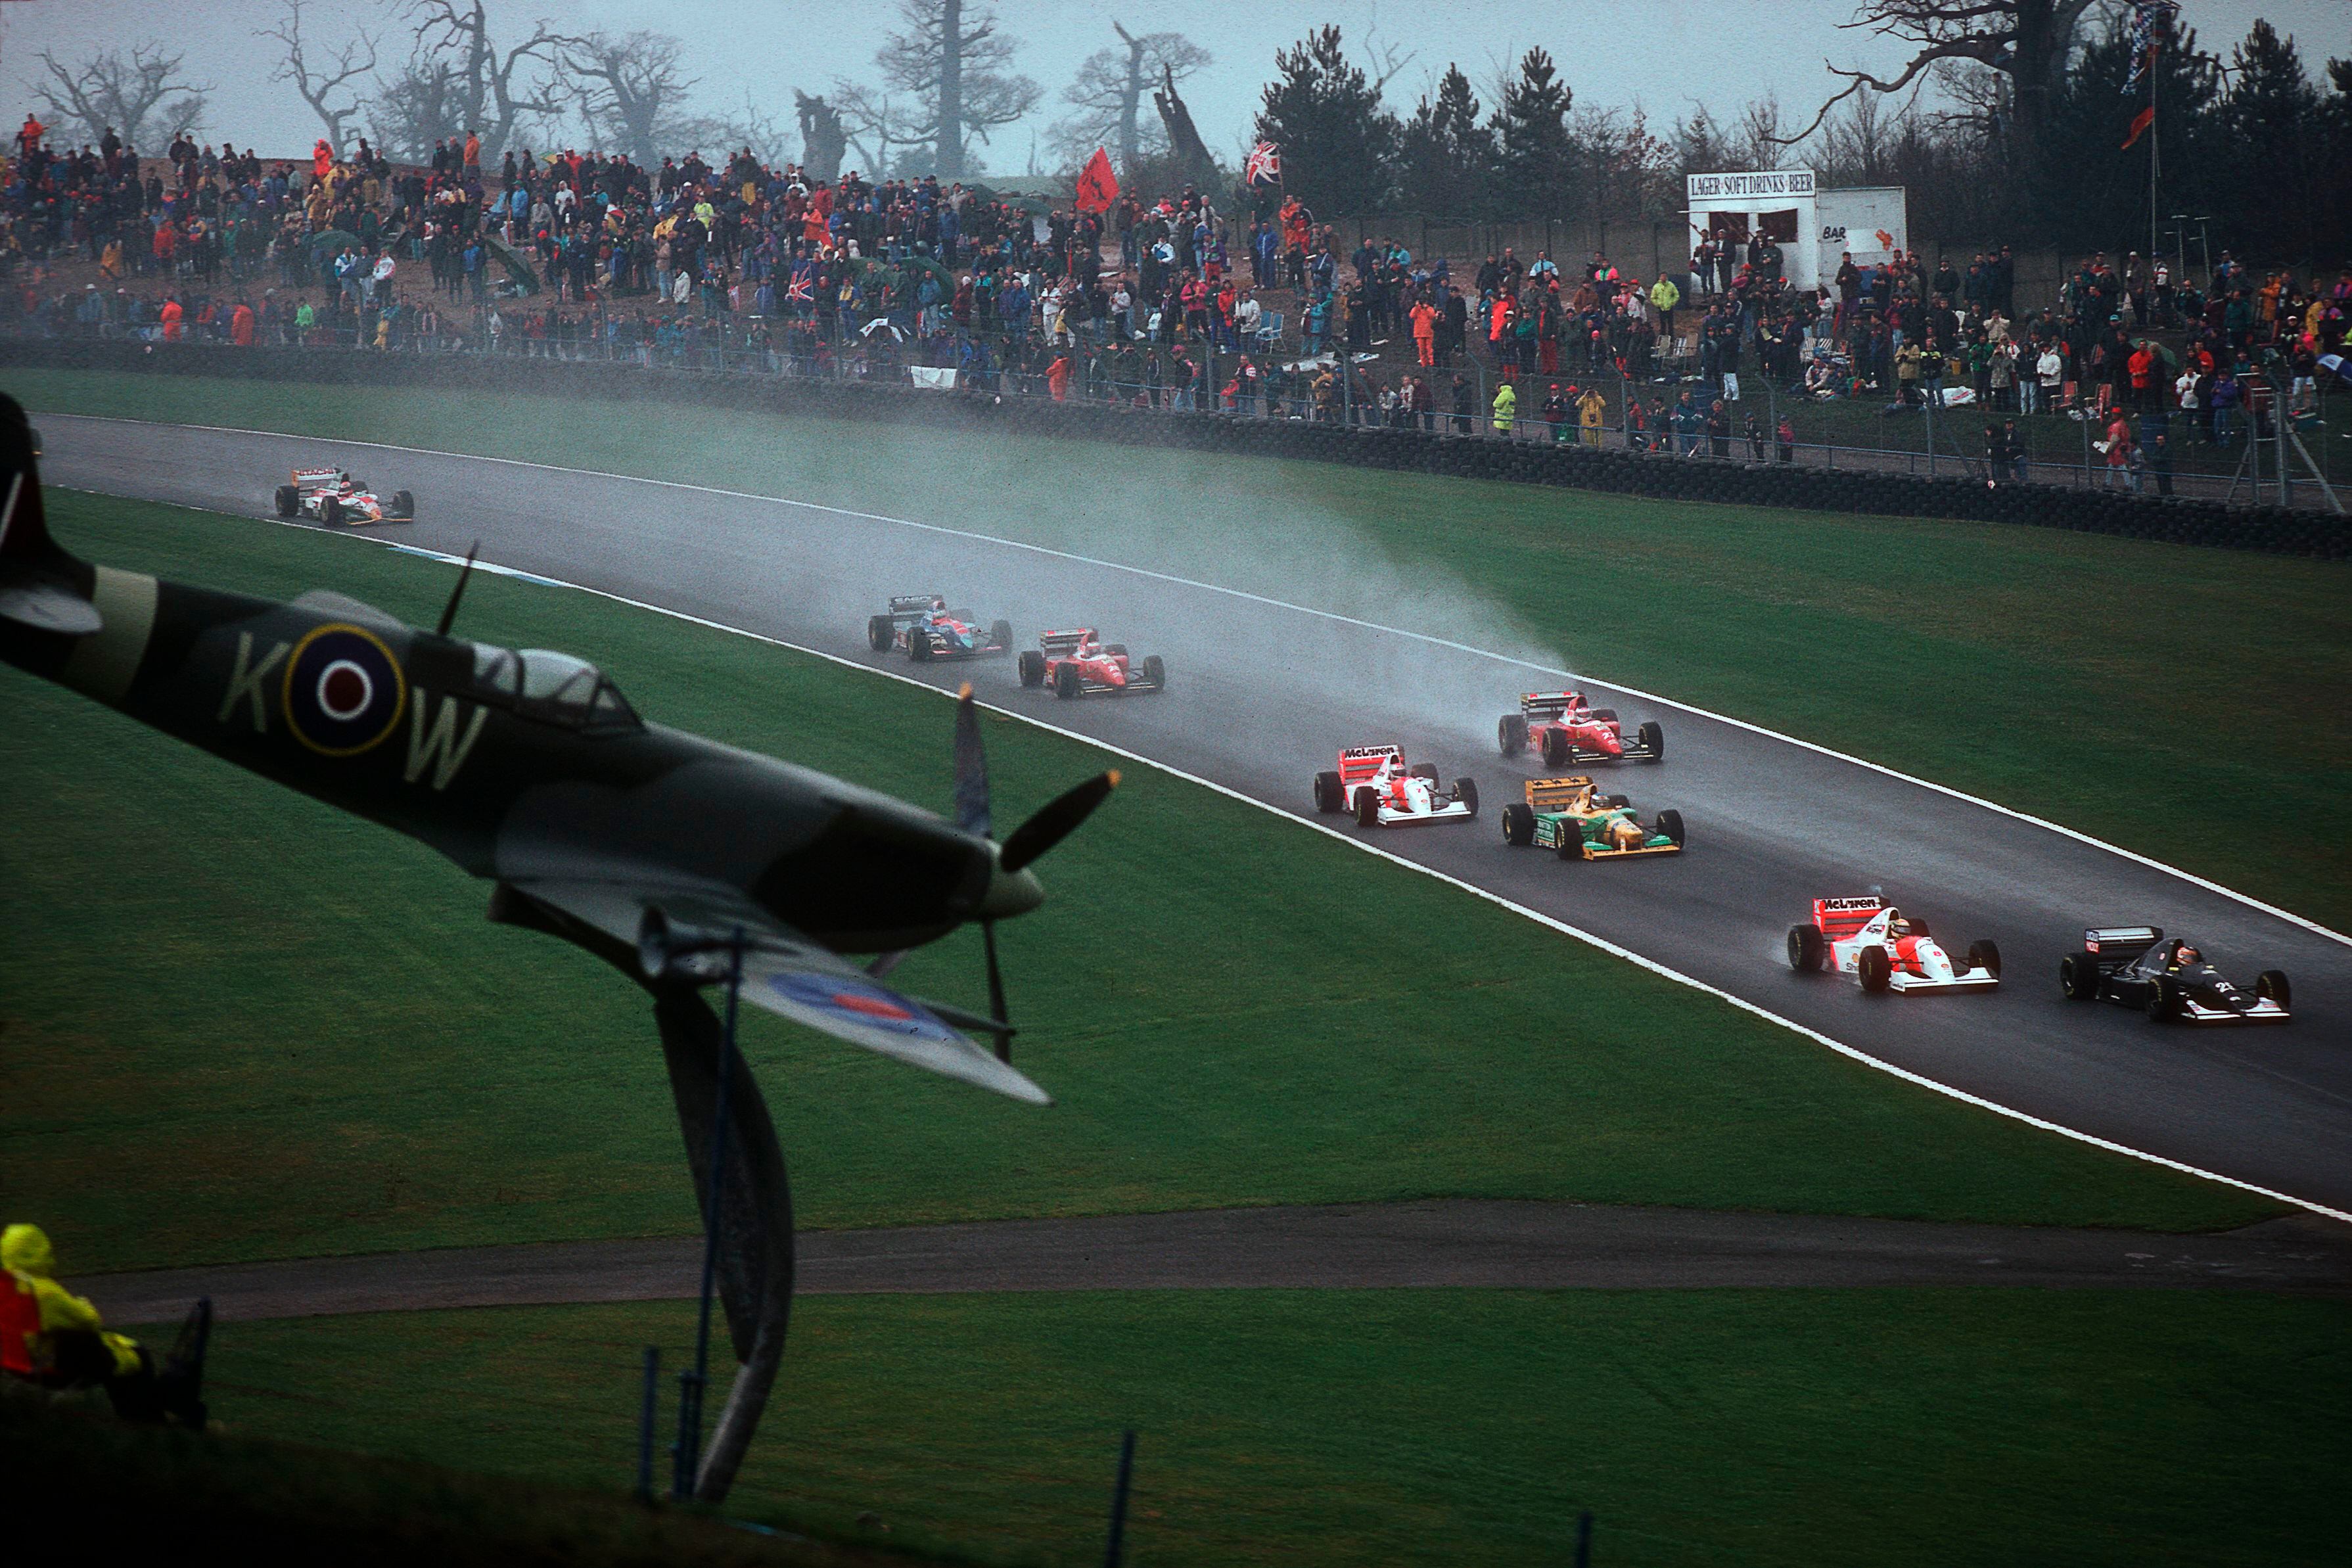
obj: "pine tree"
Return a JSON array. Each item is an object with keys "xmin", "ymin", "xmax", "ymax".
[
  {"xmin": 1254, "ymin": 26, "xmax": 1399, "ymax": 216},
  {"xmin": 2219, "ymin": 20, "xmax": 2323, "ymax": 263},
  {"xmin": 1396, "ymin": 64, "xmax": 1495, "ymax": 217},
  {"xmin": 1488, "ymin": 47, "xmax": 1575, "ymax": 217},
  {"xmin": 2037, "ymin": 14, "xmax": 2220, "ymax": 254}
]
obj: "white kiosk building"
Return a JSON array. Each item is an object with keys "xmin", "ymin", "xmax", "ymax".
[{"xmin": 1685, "ymin": 170, "xmax": 1909, "ymax": 290}]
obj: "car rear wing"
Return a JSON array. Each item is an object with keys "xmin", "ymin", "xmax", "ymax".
[
  {"xmin": 1037, "ymin": 628, "xmax": 1095, "ymax": 653},
  {"xmin": 1337, "ymin": 743, "xmax": 1402, "ymax": 787},
  {"xmin": 1525, "ymin": 775, "xmax": 1596, "ymax": 811},
  {"xmin": 2083, "ymin": 925, "xmax": 2162, "ymax": 964},
  {"xmin": 291, "ymin": 467, "xmax": 340, "ymax": 485},
  {"xmin": 885, "ymin": 593, "xmax": 941, "ymax": 625},
  {"xmin": 1811, "ymin": 896, "xmax": 1887, "ymax": 940},
  {"xmin": 1520, "ymin": 691, "xmax": 1582, "ymax": 720}
]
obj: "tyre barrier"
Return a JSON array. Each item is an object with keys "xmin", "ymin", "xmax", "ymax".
[{"xmin": 6, "ymin": 337, "xmax": 2344, "ymax": 561}]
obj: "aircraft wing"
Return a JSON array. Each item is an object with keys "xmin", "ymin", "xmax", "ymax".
[{"xmin": 505, "ymin": 878, "xmax": 1049, "ymax": 1106}]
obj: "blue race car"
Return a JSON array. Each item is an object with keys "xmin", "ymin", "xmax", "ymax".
[{"xmin": 867, "ymin": 594, "xmax": 1015, "ymax": 662}]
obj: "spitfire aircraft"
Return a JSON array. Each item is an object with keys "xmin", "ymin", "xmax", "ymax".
[{"xmin": 0, "ymin": 394, "xmax": 1110, "ymax": 1499}]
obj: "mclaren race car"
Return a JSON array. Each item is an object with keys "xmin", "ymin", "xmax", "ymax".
[
  {"xmin": 1018, "ymin": 628, "xmax": 1166, "ymax": 698},
  {"xmin": 866, "ymin": 594, "xmax": 1015, "ymax": 662},
  {"xmin": 1313, "ymin": 744, "xmax": 1478, "ymax": 829},
  {"xmin": 273, "ymin": 467, "xmax": 415, "ymax": 525},
  {"xmin": 1787, "ymin": 896, "xmax": 1999, "ymax": 994},
  {"xmin": 1500, "ymin": 775, "xmax": 1682, "ymax": 860},
  {"xmin": 2060, "ymin": 927, "xmax": 2290, "ymax": 1025},
  {"xmin": 1498, "ymin": 690, "xmax": 1663, "ymax": 768}
]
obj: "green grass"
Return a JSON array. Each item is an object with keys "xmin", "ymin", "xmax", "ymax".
[
  {"xmin": 0, "ymin": 491, "xmax": 2278, "ymax": 1275},
  {"xmin": 13, "ymin": 366, "xmax": 2350, "ymax": 930},
  {"xmin": 202, "ymin": 1290, "xmax": 2352, "ymax": 1567}
]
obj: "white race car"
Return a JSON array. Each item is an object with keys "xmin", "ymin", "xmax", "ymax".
[
  {"xmin": 1312, "ymin": 744, "xmax": 1478, "ymax": 829},
  {"xmin": 274, "ymin": 467, "xmax": 415, "ymax": 526},
  {"xmin": 1787, "ymin": 895, "xmax": 2000, "ymax": 994}
]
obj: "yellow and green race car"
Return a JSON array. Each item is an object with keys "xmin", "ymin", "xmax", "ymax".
[{"xmin": 1499, "ymin": 775, "xmax": 1684, "ymax": 861}]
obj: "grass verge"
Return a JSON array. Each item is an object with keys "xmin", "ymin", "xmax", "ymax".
[
  {"xmin": 13, "ymin": 364, "xmax": 2351, "ymax": 929},
  {"xmin": 0, "ymin": 492, "xmax": 2281, "ymax": 1273},
  {"xmin": 203, "ymin": 1289, "xmax": 2352, "ymax": 1568}
]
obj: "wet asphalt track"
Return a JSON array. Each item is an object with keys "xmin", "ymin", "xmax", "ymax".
[{"xmin": 31, "ymin": 413, "xmax": 2352, "ymax": 1217}]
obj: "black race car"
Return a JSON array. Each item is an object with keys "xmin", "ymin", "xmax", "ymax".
[{"xmin": 2059, "ymin": 925, "xmax": 2290, "ymax": 1025}]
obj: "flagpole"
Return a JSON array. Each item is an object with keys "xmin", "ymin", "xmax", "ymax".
[{"xmin": 2148, "ymin": 34, "xmax": 2159, "ymax": 265}]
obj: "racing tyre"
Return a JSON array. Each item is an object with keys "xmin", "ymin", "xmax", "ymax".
[
  {"xmin": 1408, "ymin": 763, "xmax": 1439, "ymax": 782},
  {"xmin": 274, "ymin": 484, "xmax": 299, "ymax": 519},
  {"xmin": 2257, "ymin": 970, "xmax": 2291, "ymax": 1009},
  {"xmin": 1313, "ymin": 770, "xmax": 1344, "ymax": 814},
  {"xmin": 990, "ymin": 619, "xmax": 1014, "ymax": 652},
  {"xmin": 1657, "ymin": 808, "xmax": 1685, "ymax": 846},
  {"xmin": 1453, "ymin": 777, "xmax": 1479, "ymax": 818},
  {"xmin": 1788, "ymin": 923, "xmax": 1826, "ymax": 973},
  {"xmin": 390, "ymin": 490, "xmax": 414, "ymax": 519},
  {"xmin": 2146, "ymin": 979, "xmax": 2178, "ymax": 1023},
  {"xmin": 1501, "ymin": 802, "xmax": 1534, "ymax": 846},
  {"xmin": 1637, "ymin": 721, "xmax": 1665, "ymax": 761},
  {"xmin": 1055, "ymin": 662, "xmax": 1081, "ymax": 699},
  {"xmin": 1590, "ymin": 708, "xmax": 1619, "ymax": 723},
  {"xmin": 1967, "ymin": 940, "xmax": 2002, "ymax": 979},
  {"xmin": 1018, "ymin": 651, "xmax": 1046, "ymax": 687},
  {"xmin": 1540, "ymin": 727, "xmax": 1573, "ymax": 768},
  {"xmin": 2060, "ymin": 952, "xmax": 2100, "ymax": 1000},
  {"xmin": 1140, "ymin": 655, "xmax": 1165, "ymax": 691},
  {"xmin": 1353, "ymin": 787, "xmax": 1381, "ymax": 829},
  {"xmin": 1498, "ymin": 714, "xmax": 1528, "ymax": 758},
  {"xmin": 868, "ymin": 615, "xmax": 893, "ymax": 652},
  {"xmin": 910, "ymin": 631, "xmax": 935, "ymax": 662},
  {"xmin": 1858, "ymin": 945, "xmax": 1893, "ymax": 994},
  {"xmin": 1556, "ymin": 831, "xmax": 1584, "ymax": 862},
  {"xmin": 320, "ymin": 494, "xmax": 343, "ymax": 525},
  {"xmin": 1104, "ymin": 643, "xmax": 1128, "ymax": 658}
]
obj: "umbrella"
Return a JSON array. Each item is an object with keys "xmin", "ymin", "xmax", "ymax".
[
  {"xmin": 969, "ymin": 183, "xmax": 1057, "ymax": 216},
  {"xmin": 478, "ymin": 233, "xmax": 543, "ymax": 294},
  {"xmin": 308, "ymin": 228, "xmax": 361, "ymax": 256}
]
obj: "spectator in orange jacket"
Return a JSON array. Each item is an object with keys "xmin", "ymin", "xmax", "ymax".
[
  {"xmin": 231, "ymin": 300, "xmax": 255, "ymax": 346},
  {"xmin": 158, "ymin": 296, "xmax": 183, "ymax": 343},
  {"xmin": 1410, "ymin": 298, "xmax": 1437, "ymax": 366}
]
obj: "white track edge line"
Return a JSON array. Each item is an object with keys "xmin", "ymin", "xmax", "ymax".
[
  {"xmin": 44, "ymin": 409, "xmax": 2351, "ymax": 950},
  {"xmin": 275, "ymin": 520, "xmax": 2352, "ymax": 1228}
]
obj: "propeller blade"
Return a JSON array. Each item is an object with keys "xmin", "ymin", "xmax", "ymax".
[
  {"xmin": 953, "ymin": 683, "xmax": 991, "ymax": 838},
  {"xmin": 982, "ymin": 919, "xmax": 1011, "ymax": 1063},
  {"xmin": 1000, "ymin": 771, "xmax": 1119, "ymax": 874},
  {"xmin": 434, "ymin": 540, "xmax": 480, "ymax": 637},
  {"xmin": 866, "ymin": 950, "xmax": 910, "ymax": 979}
]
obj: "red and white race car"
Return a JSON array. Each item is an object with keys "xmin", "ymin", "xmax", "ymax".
[
  {"xmin": 273, "ymin": 467, "xmax": 414, "ymax": 525},
  {"xmin": 1312, "ymin": 744, "xmax": 1478, "ymax": 829},
  {"xmin": 1017, "ymin": 628, "xmax": 1166, "ymax": 698},
  {"xmin": 1498, "ymin": 691, "xmax": 1662, "ymax": 768},
  {"xmin": 1787, "ymin": 896, "xmax": 2000, "ymax": 994}
]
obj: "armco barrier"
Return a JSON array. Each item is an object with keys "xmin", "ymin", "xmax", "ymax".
[{"xmin": 5, "ymin": 338, "xmax": 2345, "ymax": 561}]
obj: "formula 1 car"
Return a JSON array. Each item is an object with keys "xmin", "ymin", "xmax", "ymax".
[
  {"xmin": 273, "ymin": 467, "xmax": 414, "ymax": 525},
  {"xmin": 2059, "ymin": 926, "xmax": 2290, "ymax": 1025},
  {"xmin": 1312, "ymin": 744, "xmax": 1478, "ymax": 829},
  {"xmin": 1786, "ymin": 896, "xmax": 1998, "ymax": 994},
  {"xmin": 1497, "ymin": 691, "xmax": 1663, "ymax": 768},
  {"xmin": 866, "ymin": 595, "xmax": 1015, "ymax": 662},
  {"xmin": 1018, "ymin": 628, "xmax": 1166, "ymax": 698},
  {"xmin": 1499, "ymin": 776, "xmax": 1683, "ymax": 860}
]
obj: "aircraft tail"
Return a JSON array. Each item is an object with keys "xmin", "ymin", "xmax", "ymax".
[{"xmin": 0, "ymin": 394, "xmax": 99, "ymax": 635}]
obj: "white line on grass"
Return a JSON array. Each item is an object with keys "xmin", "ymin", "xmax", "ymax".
[
  {"xmin": 45, "ymin": 409, "xmax": 2350, "ymax": 952},
  {"xmin": 301, "ymin": 524, "xmax": 2352, "ymax": 1228}
]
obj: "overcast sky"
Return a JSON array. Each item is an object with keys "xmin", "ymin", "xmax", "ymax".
[{"xmin": 5, "ymin": 0, "xmax": 2345, "ymax": 170}]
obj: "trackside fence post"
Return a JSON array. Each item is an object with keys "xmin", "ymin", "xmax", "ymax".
[
  {"xmin": 1575, "ymin": 1509, "xmax": 1595, "ymax": 1567},
  {"xmin": 637, "ymin": 1345, "xmax": 660, "ymax": 1503},
  {"xmin": 1103, "ymin": 1428, "xmax": 1138, "ymax": 1567}
]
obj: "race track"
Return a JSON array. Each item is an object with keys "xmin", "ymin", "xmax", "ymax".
[{"xmin": 32, "ymin": 413, "xmax": 2352, "ymax": 1217}]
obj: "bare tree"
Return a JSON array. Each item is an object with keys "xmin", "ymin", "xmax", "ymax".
[
  {"xmin": 795, "ymin": 91, "xmax": 847, "ymax": 181},
  {"xmin": 1782, "ymin": 0, "xmax": 2104, "ymax": 182},
  {"xmin": 828, "ymin": 80, "xmax": 902, "ymax": 177},
  {"xmin": 405, "ymin": 0, "xmax": 572, "ymax": 158},
  {"xmin": 1735, "ymin": 93, "xmax": 1793, "ymax": 169},
  {"xmin": 871, "ymin": 0, "xmax": 1041, "ymax": 179},
  {"xmin": 32, "ymin": 44, "xmax": 210, "ymax": 149},
  {"xmin": 1151, "ymin": 61, "xmax": 1220, "ymax": 189},
  {"xmin": 1049, "ymin": 22, "xmax": 1209, "ymax": 175},
  {"xmin": 561, "ymin": 30, "xmax": 714, "ymax": 168},
  {"xmin": 261, "ymin": 1, "xmax": 379, "ymax": 156}
]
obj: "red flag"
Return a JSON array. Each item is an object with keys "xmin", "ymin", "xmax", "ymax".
[
  {"xmin": 2121, "ymin": 105, "xmax": 2156, "ymax": 149},
  {"xmin": 1074, "ymin": 147, "xmax": 1118, "ymax": 214}
]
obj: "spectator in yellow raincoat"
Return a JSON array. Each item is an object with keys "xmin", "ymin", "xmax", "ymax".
[
  {"xmin": 1648, "ymin": 275, "xmax": 1680, "ymax": 334},
  {"xmin": 1491, "ymin": 380, "xmax": 1517, "ymax": 437},
  {"xmin": 3, "ymin": 1223, "xmax": 207, "ymax": 1425},
  {"xmin": 1578, "ymin": 386, "xmax": 1607, "ymax": 446}
]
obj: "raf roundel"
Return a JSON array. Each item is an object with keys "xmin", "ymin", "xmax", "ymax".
[
  {"xmin": 282, "ymin": 622, "xmax": 407, "ymax": 756},
  {"xmin": 770, "ymin": 973, "xmax": 961, "ymax": 1043}
]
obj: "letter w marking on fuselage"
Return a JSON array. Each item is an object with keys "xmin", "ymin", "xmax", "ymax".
[{"xmin": 405, "ymin": 693, "xmax": 488, "ymax": 790}]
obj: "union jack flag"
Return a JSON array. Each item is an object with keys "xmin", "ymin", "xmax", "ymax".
[
  {"xmin": 2123, "ymin": 1, "xmax": 2179, "ymax": 94},
  {"xmin": 786, "ymin": 270, "xmax": 814, "ymax": 306},
  {"xmin": 1244, "ymin": 141, "xmax": 1281, "ymax": 185}
]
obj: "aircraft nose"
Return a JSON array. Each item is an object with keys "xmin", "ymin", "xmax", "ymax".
[{"xmin": 979, "ymin": 860, "xmax": 1044, "ymax": 919}]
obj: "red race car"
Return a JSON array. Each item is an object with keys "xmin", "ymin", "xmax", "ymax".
[
  {"xmin": 1498, "ymin": 690, "xmax": 1663, "ymax": 768},
  {"xmin": 1017, "ymin": 628, "xmax": 1166, "ymax": 699}
]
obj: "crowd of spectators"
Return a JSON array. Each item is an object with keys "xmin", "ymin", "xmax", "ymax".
[{"xmin": 2, "ymin": 106, "xmax": 2346, "ymax": 477}]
